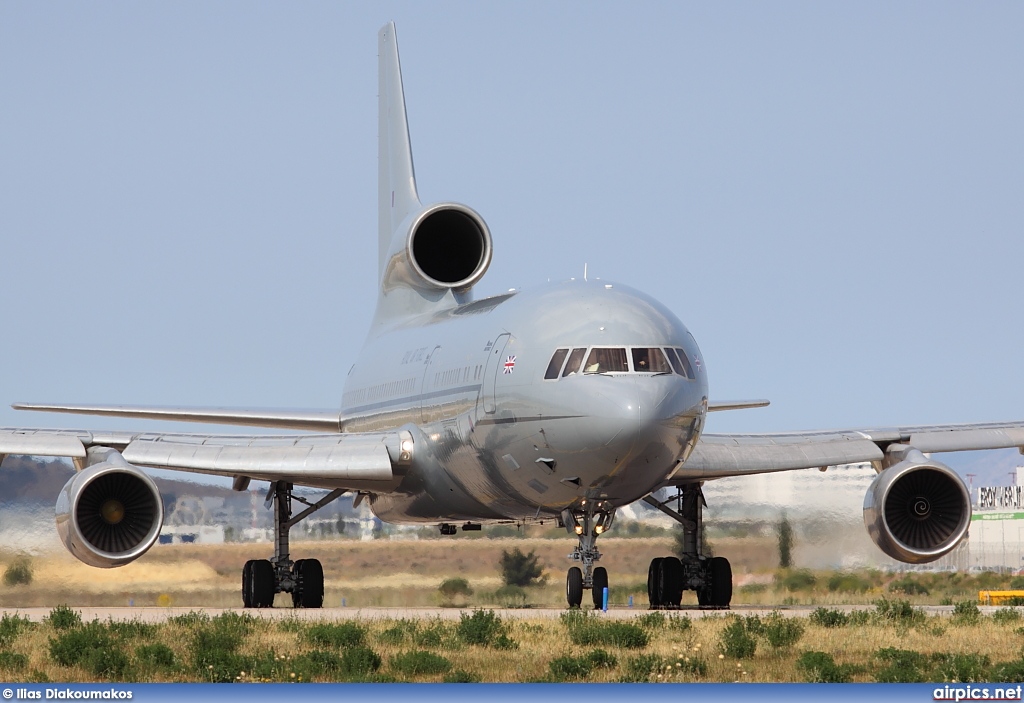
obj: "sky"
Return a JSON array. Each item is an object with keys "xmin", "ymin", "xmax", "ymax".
[{"xmin": 2, "ymin": 3, "xmax": 1022, "ymax": 456}]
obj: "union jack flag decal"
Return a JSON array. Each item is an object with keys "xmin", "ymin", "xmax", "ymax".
[{"xmin": 503, "ymin": 355, "xmax": 517, "ymax": 374}]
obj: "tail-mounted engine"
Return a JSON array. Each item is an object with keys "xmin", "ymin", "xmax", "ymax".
[
  {"xmin": 383, "ymin": 202, "xmax": 492, "ymax": 294},
  {"xmin": 863, "ymin": 446, "xmax": 971, "ymax": 563},
  {"xmin": 55, "ymin": 449, "xmax": 163, "ymax": 568}
]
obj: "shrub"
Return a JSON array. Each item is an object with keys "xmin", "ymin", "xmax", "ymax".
[
  {"xmin": 564, "ymin": 614, "xmax": 648, "ymax": 649},
  {"xmin": 635, "ymin": 612, "xmax": 665, "ymax": 630},
  {"xmin": 83, "ymin": 646, "xmax": 130, "ymax": 679},
  {"xmin": 135, "ymin": 643, "xmax": 176, "ymax": 671},
  {"xmin": 390, "ymin": 650, "xmax": 452, "ymax": 676},
  {"xmin": 0, "ymin": 651, "xmax": 28, "ymax": 672},
  {"xmin": 810, "ymin": 607, "xmax": 849, "ymax": 628},
  {"xmin": 45, "ymin": 605, "xmax": 81, "ymax": 631},
  {"xmin": 666, "ymin": 614, "xmax": 692, "ymax": 631},
  {"xmin": 888, "ymin": 577, "xmax": 929, "ymax": 596},
  {"xmin": 993, "ymin": 608, "xmax": 1022, "ymax": 624},
  {"xmin": 761, "ymin": 613, "xmax": 804, "ymax": 649},
  {"xmin": 498, "ymin": 548, "xmax": 545, "ymax": 587},
  {"xmin": 413, "ymin": 621, "xmax": 456, "ymax": 649},
  {"xmin": 168, "ymin": 611, "xmax": 210, "ymax": 627},
  {"xmin": 951, "ymin": 600, "xmax": 981, "ymax": 624},
  {"xmin": 586, "ymin": 649, "xmax": 618, "ymax": 669},
  {"xmin": 339, "ymin": 646, "xmax": 382, "ymax": 678},
  {"xmin": 108, "ymin": 619, "xmax": 157, "ymax": 639},
  {"xmin": 874, "ymin": 647, "xmax": 929, "ymax": 683},
  {"xmin": 438, "ymin": 577, "xmax": 473, "ymax": 602},
  {"xmin": 931, "ymin": 652, "xmax": 990, "ymax": 683},
  {"xmin": 443, "ymin": 669, "xmax": 480, "ymax": 683},
  {"xmin": 549, "ymin": 655, "xmax": 593, "ymax": 680},
  {"xmin": 827, "ymin": 572, "xmax": 870, "ymax": 593},
  {"xmin": 3, "ymin": 556, "xmax": 32, "ymax": 586},
  {"xmin": 719, "ymin": 618, "xmax": 757, "ymax": 659},
  {"xmin": 1010, "ymin": 576, "xmax": 1024, "ymax": 590},
  {"xmin": 619, "ymin": 654, "xmax": 663, "ymax": 683},
  {"xmin": 990, "ymin": 659, "xmax": 1024, "ymax": 683},
  {"xmin": 49, "ymin": 621, "xmax": 110, "ymax": 667},
  {"xmin": 493, "ymin": 633, "xmax": 519, "ymax": 650},
  {"xmin": 305, "ymin": 622, "xmax": 365, "ymax": 649},
  {"xmin": 495, "ymin": 584, "xmax": 528, "ymax": 608},
  {"xmin": 678, "ymin": 655, "xmax": 709, "ymax": 678},
  {"xmin": 0, "ymin": 614, "xmax": 33, "ymax": 646},
  {"xmin": 848, "ymin": 609, "xmax": 872, "ymax": 626},
  {"xmin": 457, "ymin": 610, "xmax": 504, "ymax": 646},
  {"xmin": 776, "ymin": 569, "xmax": 816, "ymax": 592},
  {"xmin": 874, "ymin": 598, "xmax": 925, "ymax": 626},
  {"xmin": 797, "ymin": 651, "xmax": 852, "ymax": 683}
]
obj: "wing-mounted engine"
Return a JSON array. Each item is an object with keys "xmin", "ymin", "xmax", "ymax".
[
  {"xmin": 55, "ymin": 448, "xmax": 163, "ymax": 568},
  {"xmin": 382, "ymin": 202, "xmax": 492, "ymax": 295},
  {"xmin": 863, "ymin": 445, "xmax": 971, "ymax": 563}
]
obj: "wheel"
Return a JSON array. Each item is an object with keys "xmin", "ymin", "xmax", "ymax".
[
  {"xmin": 241, "ymin": 560, "xmax": 255, "ymax": 608},
  {"xmin": 566, "ymin": 567, "xmax": 583, "ymax": 608},
  {"xmin": 249, "ymin": 559, "xmax": 276, "ymax": 608},
  {"xmin": 293, "ymin": 558, "xmax": 324, "ymax": 609},
  {"xmin": 647, "ymin": 557, "xmax": 664, "ymax": 608},
  {"xmin": 659, "ymin": 556, "xmax": 683, "ymax": 607},
  {"xmin": 709, "ymin": 556, "xmax": 733, "ymax": 607},
  {"xmin": 591, "ymin": 567, "xmax": 608, "ymax": 609}
]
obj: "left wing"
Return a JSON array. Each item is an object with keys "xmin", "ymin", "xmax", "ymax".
[{"xmin": 669, "ymin": 420, "xmax": 1024, "ymax": 482}]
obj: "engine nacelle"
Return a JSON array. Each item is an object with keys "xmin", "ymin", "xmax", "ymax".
[
  {"xmin": 863, "ymin": 447, "xmax": 971, "ymax": 564},
  {"xmin": 55, "ymin": 452, "xmax": 163, "ymax": 568}
]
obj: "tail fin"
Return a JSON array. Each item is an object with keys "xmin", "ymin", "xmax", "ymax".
[{"xmin": 378, "ymin": 22, "xmax": 421, "ymax": 281}]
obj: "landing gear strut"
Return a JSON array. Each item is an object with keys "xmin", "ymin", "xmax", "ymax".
[
  {"xmin": 563, "ymin": 505, "xmax": 615, "ymax": 609},
  {"xmin": 240, "ymin": 482, "xmax": 344, "ymax": 608},
  {"xmin": 643, "ymin": 483, "xmax": 732, "ymax": 609}
]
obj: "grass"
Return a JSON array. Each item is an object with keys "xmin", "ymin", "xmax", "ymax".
[{"xmin": 2, "ymin": 604, "xmax": 1024, "ymax": 682}]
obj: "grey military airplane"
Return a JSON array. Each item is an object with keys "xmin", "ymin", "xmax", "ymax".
[{"xmin": 4, "ymin": 23, "xmax": 1024, "ymax": 610}]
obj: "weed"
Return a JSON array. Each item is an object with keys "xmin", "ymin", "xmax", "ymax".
[
  {"xmin": 874, "ymin": 647, "xmax": 929, "ymax": 683},
  {"xmin": 569, "ymin": 619, "xmax": 648, "ymax": 649},
  {"xmin": 666, "ymin": 613, "xmax": 692, "ymax": 631},
  {"xmin": 135, "ymin": 643, "xmax": 176, "ymax": 671},
  {"xmin": 549, "ymin": 654, "xmax": 595, "ymax": 680},
  {"xmin": 951, "ymin": 600, "xmax": 981, "ymax": 624},
  {"xmin": 676, "ymin": 654, "xmax": 708, "ymax": 678},
  {"xmin": 796, "ymin": 651, "xmax": 852, "ymax": 683},
  {"xmin": 443, "ymin": 669, "xmax": 480, "ymax": 683},
  {"xmin": 494, "ymin": 584, "xmax": 528, "ymax": 608},
  {"xmin": 83, "ymin": 646, "xmax": 130, "ymax": 679},
  {"xmin": 3, "ymin": 556, "xmax": 33, "ymax": 586},
  {"xmin": 0, "ymin": 651, "xmax": 28, "ymax": 672},
  {"xmin": 990, "ymin": 659, "xmax": 1024, "ymax": 683},
  {"xmin": 45, "ymin": 605, "xmax": 81, "ymax": 631},
  {"xmin": 993, "ymin": 608, "xmax": 1022, "ymax": 625},
  {"xmin": 635, "ymin": 612, "xmax": 665, "ymax": 630},
  {"xmin": 168, "ymin": 611, "xmax": 209, "ymax": 627},
  {"xmin": 931, "ymin": 652, "xmax": 990, "ymax": 683},
  {"xmin": 874, "ymin": 598, "xmax": 925, "ymax": 626},
  {"xmin": 457, "ymin": 610, "xmax": 504, "ymax": 646},
  {"xmin": 619, "ymin": 654, "xmax": 663, "ymax": 682},
  {"xmin": 810, "ymin": 607, "xmax": 849, "ymax": 628},
  {"xmin": 719, "ymin": 618, "xmax": 757, "ymax": 659},
  {"xmin": 340, "ymin": 646, "xmax": 383, "ymax": 678},
  {"xmin": 413, "ymin": 620, "xmax": 456, "ymax": 649},
  {"xmin": 1011, "ymin": 576, "xmax": 1024, "ymax": 590},
  {"xmin": 586, "ymin": 649, "xmax": 618, "ymax": 669},
  {"xmin": 108, "ymin": 619, "xmax": 157, "ymax": 640},
  {"xmin": 0, "ymin": 614, "xmax": 33, "ymax": 646},
  {"xmin": 49, "ymin": 621, "xmax": 111, "ymax": 667},
  {"xmin": 493, "ymin": 634, "xmax": 518, "ymax": 650},
  {"xmin": 390, "ymin": 650, "xmax": 452, "ymax": 677},
  {"xmin": 776, "ymin": 569, "xmax": 817, "ymax": 592},
  {"xmin": 305, "ymin": 622, "xmax": 365, "ymax": 649},
  {"xmin": 761, "ymin": 613, "xmax": 804, "ymax": 649},
  {"xmin": 827, "ymin": 572, "xmax": 870, "ymax": 593},
  {"xmin": 888, "ymin": 577, "xmax": 929, "ymax": 595},
  {"xmin": 848, "ymin": 609, "xmax": 872, "ymax": 626}
]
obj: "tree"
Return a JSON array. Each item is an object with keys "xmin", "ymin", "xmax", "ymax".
[
  {"xmin": 499, "ymin": 548, "xmax": 546, "ymax": 587},
  {"xmin": 778, "ymin": 513, "xmax": 793, "ymax": 568}
]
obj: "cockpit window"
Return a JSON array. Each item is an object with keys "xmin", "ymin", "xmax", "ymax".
[
  {"xmin": 632, "ymin": 347, "xmax": 671, "ymax": 373},
  {"xmin": 675, "ymin": 347, "xmax": 695, "ymax": 379},
  {"xmin": 664, "ymin": 347, "xmax": 687, "ymax": 377},
  {"xmin": 544, "ymin": 349, "xmax": 569, "ymax": 380},
  {"xmin": 562, "ymin": 347, "xmax": 587, "ymax": 376},
  {"xmin": 584, "ymin": 347, "xmax": 628, "ymax": 374}
]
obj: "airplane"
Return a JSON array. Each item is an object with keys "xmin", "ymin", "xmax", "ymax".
[{"xmin": 3, "ymin": 22, "xmax": 1023, "ymax": 610}]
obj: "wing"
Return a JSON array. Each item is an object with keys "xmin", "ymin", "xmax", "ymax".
[
  {"xmin": 0, "ymin": 427, "xmax": 409, "ymax": 492},
  {"xmin": 670, "ymin": 420, "xmax": 1024, "ymax": 482}
]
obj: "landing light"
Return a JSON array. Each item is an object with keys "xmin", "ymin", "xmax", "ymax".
[
  {"xmin": 574, "ymin": 525, "xmax": 584, "ymax": 535},
  {"xmin": 595, "ymin": 524, "xmax": 605, "ymax": 535},
  {"xmin": 401, "ymin": 439, "xmax": 414, "ymax": 453}
]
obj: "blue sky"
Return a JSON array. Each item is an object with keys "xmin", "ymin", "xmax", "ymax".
[{"xmin": 2, "ymin": 3, "xmax": 1022, "ymax": 447}]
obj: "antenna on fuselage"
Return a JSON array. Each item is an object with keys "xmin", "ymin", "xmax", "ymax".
[{"xmin": 584, "ymin": 263, "xmax": 588, "ymax": 282}]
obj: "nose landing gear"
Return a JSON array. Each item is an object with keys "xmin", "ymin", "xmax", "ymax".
[
  {"xmin": 643, "ymin": 483, "xmax": 732, "ymax": 609},
  {"xmin": 563, "ymin": 506, "xmax": 615, "ymax": 609}
]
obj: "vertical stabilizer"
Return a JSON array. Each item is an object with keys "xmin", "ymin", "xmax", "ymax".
[{"xmin": 378, "ymin": 22, "xmax": 421, "ymax": 281}]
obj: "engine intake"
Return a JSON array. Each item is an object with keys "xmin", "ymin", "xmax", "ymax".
[
  {"xmin": 407, "ymin": 203, "xmax": 491, "ymax": 291},
  {"xmin": 56, "ymin": 451, "xmax": 163, "ymax": 568},
  {"xmin": 863, "ymin": 447, "xmax": 970, "ymax": 564}
]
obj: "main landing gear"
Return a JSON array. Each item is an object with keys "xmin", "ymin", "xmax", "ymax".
[
  {"xmin": 562, "ymin": 504, "xmax": 615, "ymax": 609},
  {"xmin": 241, "ymin": 481, "xmax": 345, "ymax": 608},
  {"xmin": 643, "ymin": 483, "xmax": 732, "ymax": 608}
]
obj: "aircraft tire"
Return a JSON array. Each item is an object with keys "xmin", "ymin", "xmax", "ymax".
[
  {"xmin": 241, "ymin": 560, "xmax": 255, "ymax": 608},
  {"xmin": 566, "ymin": 567, "xmax": 583, "ymax": 609},
  {"xmin": 659, "ymin": 556, "xmax": 683, "ymax": 607},
  {"xmin": 647, "ymin": 557, "xmax": 664, "ymax": 608},
  {"xmin": 591, "ymin": 567, "xmax": 608, "ymax": 609},
  {"xmin": 250, "ymin": 559, "xmax": 276, "ymax": 608},
  {"xmin": 709, "ymin": 556, "xmax": 733, "ymax": 607},
  {"xmin": 294, "ymin": 558, "xmax": 325, "ymax": 608}
]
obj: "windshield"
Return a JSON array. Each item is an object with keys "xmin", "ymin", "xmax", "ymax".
[
  {"xmin": 632, "ymin": 347, "xmax": 672, "ymax": 373},
  {"xmin": 584, "ymin": 348, "xmax": 628, "ymax": 374}
]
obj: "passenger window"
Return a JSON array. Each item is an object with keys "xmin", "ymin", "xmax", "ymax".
[
  {"xmin": 675, "ymin": 348, "xmax": 695, "ymax": 379},
  {"xmin": 544, "ymin": 349, "xmax": 569, "ymax": 380},
  {"xmin": 562, "ymin": 348, "xmax": 587, "ymax": 376},
  {"xmin": 584, "ymin": 348, "xmax": 628, "ymax": 373},
  {"xmin": 631, "ymin": 348, "xmax": 671, "ymax": 373},
  {"xmin": 664, "ymin": 347, "xmax": 687, "ymax": 377}
]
